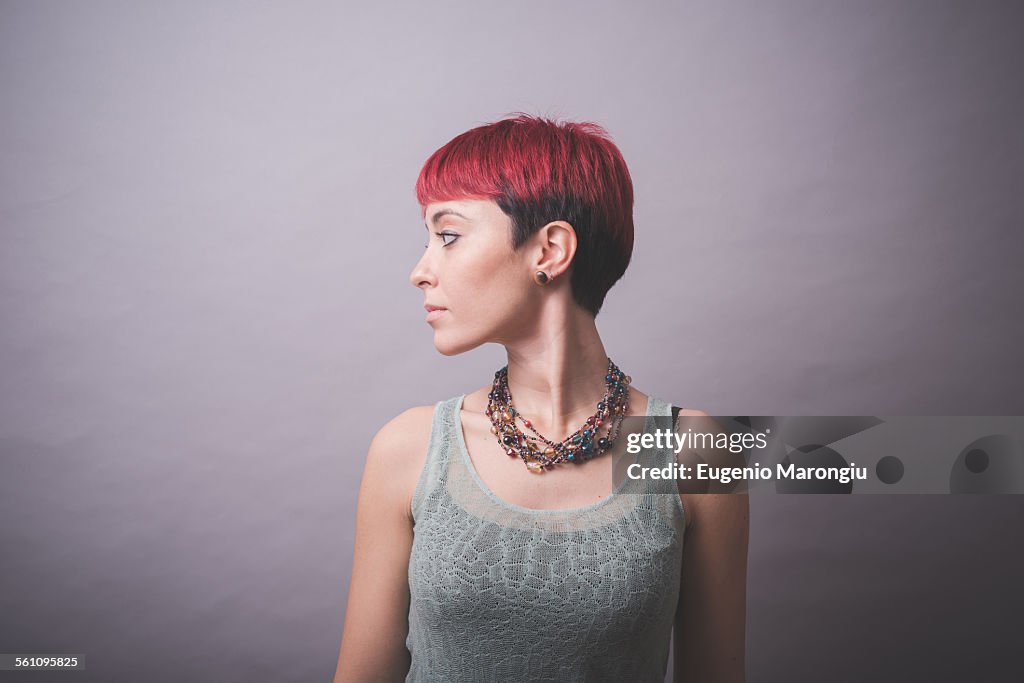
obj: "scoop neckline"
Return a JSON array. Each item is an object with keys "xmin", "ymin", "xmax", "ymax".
[{"xmin": 453, "ymin": 393, "xmax": 658, "ymax": 515}]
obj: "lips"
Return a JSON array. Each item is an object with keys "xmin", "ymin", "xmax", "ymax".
[{"xmin": 424, "ymin": 303, "xmax": 448, "ymax": 323}]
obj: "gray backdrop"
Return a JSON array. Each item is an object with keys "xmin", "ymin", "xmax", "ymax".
[{"xmin": 2, "ymin": 1, "xmax": 1023, "ymax": 681}]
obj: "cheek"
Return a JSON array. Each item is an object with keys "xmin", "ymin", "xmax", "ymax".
[
  {"xmin": 488, "ymin": 276, "xmax": 536, "ymax": 325},
  {"xmin": 448, "ymin": 261, "xmax": 529, "ymax": 322},
  {"xmin": 458, "ymin": 250, "xmax": 522, "ymax": 293}
]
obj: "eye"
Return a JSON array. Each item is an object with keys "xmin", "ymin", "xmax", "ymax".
[{"xmin": 436, "ymin": 231, "xmax": 459, "ymax": 247}]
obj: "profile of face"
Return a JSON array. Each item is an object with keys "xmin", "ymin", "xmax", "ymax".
[{"xmin": 409, "ymin": 198, "xmax": 547, "ymax": 356}]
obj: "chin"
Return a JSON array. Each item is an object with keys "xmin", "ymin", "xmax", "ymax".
[{"xmin": 432, "ymin": 332, "xmax": 484, "ymax": 357}]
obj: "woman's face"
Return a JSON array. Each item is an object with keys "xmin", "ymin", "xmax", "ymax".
[{"xmin": 409, "ymin": 198, "xmax": 538, "ymax": 356}]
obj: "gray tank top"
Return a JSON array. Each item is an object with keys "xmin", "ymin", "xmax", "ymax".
[{"xmin": 406, "ymin": 394, "xmax": 685, "ymax": 682}]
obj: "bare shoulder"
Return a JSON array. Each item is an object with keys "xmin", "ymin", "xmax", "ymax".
[
  {"xmin": 677, "ymin": 408, "xmax": 709, "ymax": 417},
  {"xmin": 369, "ymin": 405, "xmax": 436, "ymax": 462},
  {"xmin": 360, "ymin": 404, "xmax": 438, "ymax": 521}
]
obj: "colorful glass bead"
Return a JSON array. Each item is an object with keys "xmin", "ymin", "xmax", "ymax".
[{"xmin": 485, "ymin": 357, "xmax": 630, "ymax": 474}]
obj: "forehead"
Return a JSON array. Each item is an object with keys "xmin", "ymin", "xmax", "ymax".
[{"xmin": 424, "ymin": 198, "xmax": 506, "ymax": 226}]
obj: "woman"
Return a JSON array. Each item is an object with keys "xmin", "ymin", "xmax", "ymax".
[{"xmin": 334, "ymin": 115, "xmax": 748, "ymax": 682}]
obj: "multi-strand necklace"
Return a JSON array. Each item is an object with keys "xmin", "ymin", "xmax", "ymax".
[{"xmin": 486, "ymin": 358, "xmax": 631, "ymax": 473}]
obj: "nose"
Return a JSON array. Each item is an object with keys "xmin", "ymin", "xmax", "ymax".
[{"xmin": 409, "ymin": 248, "xmax": 437, "ymax": 289}]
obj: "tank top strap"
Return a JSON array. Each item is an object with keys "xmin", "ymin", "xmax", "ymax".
[
  {"xmin": 639, "ymin": 396, "xmax": 688, "ymax": 523},
  {"xmin": 645, "ymin": 394, "xmax": 676, "ymax": 468},
  {"xmin": 410, "ymin": 395, "xmax": 462, "ymax": 522}
]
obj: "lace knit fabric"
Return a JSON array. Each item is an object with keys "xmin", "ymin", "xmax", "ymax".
[{"xmin": 406, "ymin": 394, "xmax": 686, "ymax": 682}]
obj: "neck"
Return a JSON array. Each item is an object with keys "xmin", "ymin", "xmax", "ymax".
[{"xmin": 498, "ymin": 301, "xmax": 615, "ymax": 440}]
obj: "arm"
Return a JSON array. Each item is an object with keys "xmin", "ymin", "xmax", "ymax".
[
  {"xmin": 673, "ymin": 411, "xmax": 750, "ymax": 683},
  {"xmin": 333, "ymin": 408, "xmax": 433, "ymax": 683}
]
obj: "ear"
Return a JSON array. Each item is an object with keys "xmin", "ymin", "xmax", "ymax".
[{"xmin": 533, "ymin": 220, "xmax": 577, "ymax": 280}]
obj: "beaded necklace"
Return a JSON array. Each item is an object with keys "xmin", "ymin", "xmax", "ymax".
[{"xmin": 485, "ymin": 358, "xmax": 631, "ymax": 473}]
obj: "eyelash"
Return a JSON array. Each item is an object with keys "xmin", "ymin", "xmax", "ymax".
[{"xmin": 425, "ymin": 231, "xmax": 459, "ymax": 248}]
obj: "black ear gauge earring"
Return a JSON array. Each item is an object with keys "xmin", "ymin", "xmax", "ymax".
[{"xmin": 533, "ymin": 271, "xmax": 550, "ymax": 285}]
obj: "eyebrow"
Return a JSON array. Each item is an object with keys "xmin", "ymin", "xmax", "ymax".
[{"xmin": 426, "ymin": 209, "xmax": 471, "ymax": 228}]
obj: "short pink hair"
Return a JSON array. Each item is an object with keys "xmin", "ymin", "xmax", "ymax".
[{"xmin": 415, "ymin": 113, "xmax": 635, "ymax": 316}]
